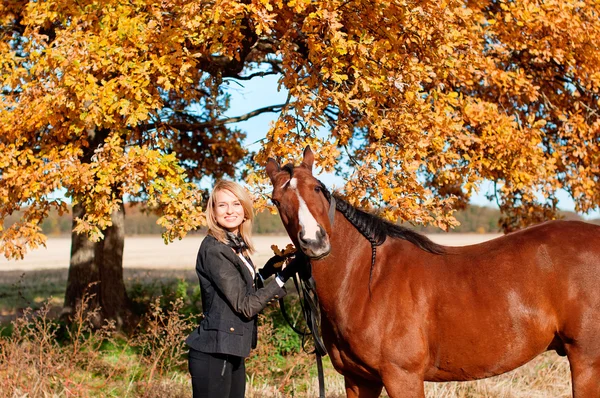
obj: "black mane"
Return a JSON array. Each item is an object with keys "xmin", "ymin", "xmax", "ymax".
[{"xmin": 319, "ymin": 182, "xmax": 445, "ymax": 254}]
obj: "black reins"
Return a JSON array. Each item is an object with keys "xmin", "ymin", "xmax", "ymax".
[{"xmin": 278, "ymin": 195, "xmax": 335, "ymax": 398}]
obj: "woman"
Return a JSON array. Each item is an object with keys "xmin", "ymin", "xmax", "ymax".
[{"xmin": 186, "ymin": 180, "xmax": 298, "ymax": 398}]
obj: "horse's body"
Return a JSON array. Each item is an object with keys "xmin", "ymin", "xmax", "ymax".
[
  {"xmin": 318, "ymin": 215, "xmax": 600, "ymax": 395},
  {"xmin": 266, "ymin": 147, "xmax": 600, "ymax": 397}
]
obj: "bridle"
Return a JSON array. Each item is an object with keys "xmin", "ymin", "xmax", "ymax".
[{"xmin": 327, "ymin": 195, "xmax": 336, "ymax": 228}]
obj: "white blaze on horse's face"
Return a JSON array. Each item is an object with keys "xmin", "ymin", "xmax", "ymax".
[
  {"xmin": 282, "ymin": 177, "xmax": 331, "ymax": 259},
  {"xmin": 289, "ymin": 178, "xmax": 321, "ymax": 241}
]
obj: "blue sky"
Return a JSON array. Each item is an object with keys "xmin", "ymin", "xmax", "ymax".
[{"xmin": 223, "ymin": 75, "xmax": 600, "ymax": 219}]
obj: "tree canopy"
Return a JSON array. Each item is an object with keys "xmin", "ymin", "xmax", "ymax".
[{"xmin": 2, "ymin": 0, "xmax": 600, "ymax": 260}]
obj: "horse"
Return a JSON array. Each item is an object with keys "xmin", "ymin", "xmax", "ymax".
[{"xmin": 265, "ymin": 146, "xmax": 600, "ymax": 397}]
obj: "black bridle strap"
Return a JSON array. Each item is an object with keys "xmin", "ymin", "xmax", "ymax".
[
  {"xmin": 278, "ymin": 276, "xmax": 309, "ymax": 335},
  {"xmin": 277, "ymin": 271, "xmax": 328, "ymax": 356},
  {"xmin": 278, "ymin": 272, "xmax": 327, "ymax": 398},
  {"xmin": 328, "ymin": 196, "xmax": 336, "ymax": 226},
  {"xmin": 301, "ymin": 275, "xmax": 327, "ymax": 356}
]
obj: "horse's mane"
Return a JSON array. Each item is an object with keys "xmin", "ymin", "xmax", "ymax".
[{"xmin": 319, "ymin": 182, "xmax": 445, "ymax": 255}]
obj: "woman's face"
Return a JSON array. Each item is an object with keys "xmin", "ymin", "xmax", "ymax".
[{"xmin": 214, "ymin": 189, "xmax": 245, "ymax": 232}]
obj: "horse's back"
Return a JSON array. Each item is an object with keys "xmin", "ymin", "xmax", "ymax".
[
  {"xmin": 437, "ymin": 220, "xmax": 600, "ymax": 325},
  {"xmin": 443, "ymin": 220, "xmax": 600, "ymax": 275}
]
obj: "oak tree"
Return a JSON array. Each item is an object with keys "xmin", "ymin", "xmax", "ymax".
[{"xmin": 2, "ymin": 0, "xmax": 600, "ymax": 322}]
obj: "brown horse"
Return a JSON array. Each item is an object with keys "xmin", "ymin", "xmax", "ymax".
[{"xmin": 266, "ymin": 146, "xmax": 600, "ymax": 397}]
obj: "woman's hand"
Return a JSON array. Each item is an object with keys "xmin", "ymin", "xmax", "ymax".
[
  {"xmin": 277, "ymin": 254, "xmax": 305, "ymax": 282},
  {"xmin": 259, "ymin": 254, "xmax": 285, "ymax": 279}
]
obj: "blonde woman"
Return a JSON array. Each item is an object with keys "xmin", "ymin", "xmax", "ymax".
[{"xmin": 186, "ymin": 180, "xmax": 299, "ymax": 398}]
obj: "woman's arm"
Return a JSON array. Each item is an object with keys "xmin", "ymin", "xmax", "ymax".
[{"xmin": 204, "ymin": 247, "xmax": 286, "ymax": 320}]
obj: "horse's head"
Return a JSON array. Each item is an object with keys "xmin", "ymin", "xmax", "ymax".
[{"xmin": 266, "ymin": 146, "xmax": 333, "ymax": 259}]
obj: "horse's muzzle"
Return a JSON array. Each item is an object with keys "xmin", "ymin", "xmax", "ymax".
[{"xmin": 298, "ymin": 225, "xmax": 331, "ymax": 259}]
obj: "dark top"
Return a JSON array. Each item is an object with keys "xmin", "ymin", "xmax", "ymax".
[{"xmin": 185, "ymin": 235, "xmax": 287, "ymax": 357}]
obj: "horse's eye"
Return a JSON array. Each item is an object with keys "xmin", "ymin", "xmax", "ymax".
[
  {"xmin": 314, "ymin": 186, "xmax": 321, "ymax": 193},
  {"xmin": 270, "ymin": 198, "xmax": 280, "ymax": 207}
]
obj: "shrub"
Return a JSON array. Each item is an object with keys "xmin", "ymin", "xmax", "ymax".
[{"xmin": 131, "ymin": 297, "xmax": 195, "ymax": 381}]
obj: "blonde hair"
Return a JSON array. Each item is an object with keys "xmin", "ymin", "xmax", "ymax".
[{"xmin": 206, "ymin": 180, "xmax": 255, "ymax": 253}]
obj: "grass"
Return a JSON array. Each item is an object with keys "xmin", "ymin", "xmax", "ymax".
[
  {"xmin": 0, "ymin": 269, "xmax": 68, "ymax": 316},
  {"xmin": 0, "ymin": 268, "xmax": 573, "ymax": 397}
]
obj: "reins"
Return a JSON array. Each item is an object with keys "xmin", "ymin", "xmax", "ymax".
[
  {"xmin": 278, "ymin": 196, "xmax": 335, "ymax": 398},
  {"xmin": 278, "ymin": 272, "xmax": 326, "ymax": 397}
]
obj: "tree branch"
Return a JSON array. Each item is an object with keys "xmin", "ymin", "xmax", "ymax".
[
  {"xmin": 233, "ymin": 69, "xmax": 280, "ymax": 80},
  {"xmin": 139, "ymin": 104, "xmax": 287, "ymax": 132}
]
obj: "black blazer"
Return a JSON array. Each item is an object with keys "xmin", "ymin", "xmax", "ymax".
[{"xmin": 185, "ymin": 235, "xmax": 286, "ymax": 357}]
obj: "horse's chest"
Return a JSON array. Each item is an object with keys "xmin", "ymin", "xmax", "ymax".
[
  {"xmin": 325, "ymin": 338, "xmax": 379, "ymax": 379},
  {"xmin": 322, "ymin": 317, "xmax": 382, "ymax": 378}
]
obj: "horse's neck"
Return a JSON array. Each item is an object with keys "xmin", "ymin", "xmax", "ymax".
[{"xmin": 311, "ymin": 212, "xmax": 373, "ymax": 319}]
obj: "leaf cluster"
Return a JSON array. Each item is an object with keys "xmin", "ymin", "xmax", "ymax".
[{"xmin": 3, "ymin": 0, "xmax": 600, "ymax": 262}]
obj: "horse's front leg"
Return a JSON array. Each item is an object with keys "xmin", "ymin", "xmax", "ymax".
[
  {"xmin": 344, "ymin": 374, "xmax": 383, "ymax": 398},
  {"xmin": 380, "ymin": 367, "xmax": 425, "ymax": 398},
  {"xmin": 567, "ymin": 346, "xmax": 600, "ymax": 398}
]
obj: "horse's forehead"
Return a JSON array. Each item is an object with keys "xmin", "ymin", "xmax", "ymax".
[
  {"xmin": 276, "ymin": 168, "xmax": 313, "ymax": 189},
  {"xmin": 291, "ymin": 168, "xmax": 314, "ymax": 183}
]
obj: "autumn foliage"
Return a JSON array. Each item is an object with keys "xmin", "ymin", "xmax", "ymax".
[
  {"xmin": 250, "ymin": 0, "xmax": 600, "ymax": 233},
  {"xmin": 2, "ymin": 0, "xmax": 600, "ymax": 260}
]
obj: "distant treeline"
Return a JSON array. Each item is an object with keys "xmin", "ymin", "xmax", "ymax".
[
  {"xmin": 405, "ymin": 205, "xmax": 600, "ymax": 233},
  {"xmin": 4, "ymin": 203, "xmax": 599, "ymax": 236},
  {"xmin": 2, "ymin": 204, "xmax": 287, "ymax": 236}
]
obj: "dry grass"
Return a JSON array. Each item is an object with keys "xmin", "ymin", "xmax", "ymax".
[
  {"xmin": 245, "ymin": 352, "xmax": 571, "ymax": 397},
  {"xmin": 0, "ymin": 290, "xmax": 194, "ymax": 397}
]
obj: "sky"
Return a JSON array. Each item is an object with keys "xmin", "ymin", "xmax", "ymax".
[{"xmin": 222, "ymin": 74, "xmax": 600, "ymax": 220}]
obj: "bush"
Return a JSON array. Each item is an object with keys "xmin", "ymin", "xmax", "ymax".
[
  {"xmin": 131, "ymin": 297, "xmax": 194, "ymax": 381},
  {"xmin": 0, "ymin": 292, "xmax": 116, "ymax": 396}
]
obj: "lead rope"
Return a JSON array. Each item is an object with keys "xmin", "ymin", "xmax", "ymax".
[
  {"xmin": 278, "ymin": 271, "xmax": 326, "ymax": 398},
  {"xmin": 278, "ymin": 196, "xmax": 335, "ymax": 398}
]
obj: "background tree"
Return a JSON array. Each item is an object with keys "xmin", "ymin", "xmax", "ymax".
[
  {"xmin": 249, "ymin": 0, "xmax": 600, "ymax": 233},
  {"xmin": 2, "ymin": 0, "xmax": 600, "ymax": 323},
  {"xmin": 0, "ymin": 0, "xmax": 250, "ymax": 324}
]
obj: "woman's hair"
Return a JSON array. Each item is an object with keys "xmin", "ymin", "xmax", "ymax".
[{"xmin": 206, "ymin": 180, "xmax": 255, "ymax": 253}]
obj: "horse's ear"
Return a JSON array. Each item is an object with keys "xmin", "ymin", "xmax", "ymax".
[
  {"xmin": 302, "ymin": 145, "xmax": 314, "ymax": 172},
  {"xmin": 266, "ymin": 158, "xmax": 280, "ymax": 182}
]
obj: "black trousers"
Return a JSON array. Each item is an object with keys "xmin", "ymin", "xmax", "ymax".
[{"xmin": 188, "ymin": 348, "xmax": 246, "ymax": 398}]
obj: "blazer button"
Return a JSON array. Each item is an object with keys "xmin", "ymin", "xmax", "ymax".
[
  {"xmin": 230, "ymin": 327, "xmax": 235, "ymax": 332},
  {"xmin": 274, "ymin": 295, "xmax": 279, "ymax": 299}
]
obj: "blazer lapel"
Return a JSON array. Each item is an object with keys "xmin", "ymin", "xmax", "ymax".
[
  {"xmin": 230, "ymin": 252, "xmax": 255, "ymax": 286},
  {"xmin": 217, "ymin": 238, "xmax": 255, "ymax": 287}
]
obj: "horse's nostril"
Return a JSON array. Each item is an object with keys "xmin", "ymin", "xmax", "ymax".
[
  {"xmin": 298, "ymin": 228, "xmax": 308, "ymax": 244},
  {"xmin": 317, "ymin": 226, "xmax": 326, "ymax": 239}
]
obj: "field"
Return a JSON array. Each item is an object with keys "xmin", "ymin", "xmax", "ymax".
[
  {"xmin": 0, "ymin": 234, "xmax": 572, "ymax": 397},
  {"xmin": 0, "ymin": 233, "xmax": 502, "ymax": 271}
]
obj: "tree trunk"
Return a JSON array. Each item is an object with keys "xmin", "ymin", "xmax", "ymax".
[{"xmin": 64, "ymin": 202, "xmax": 133, "ymax": 329}]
